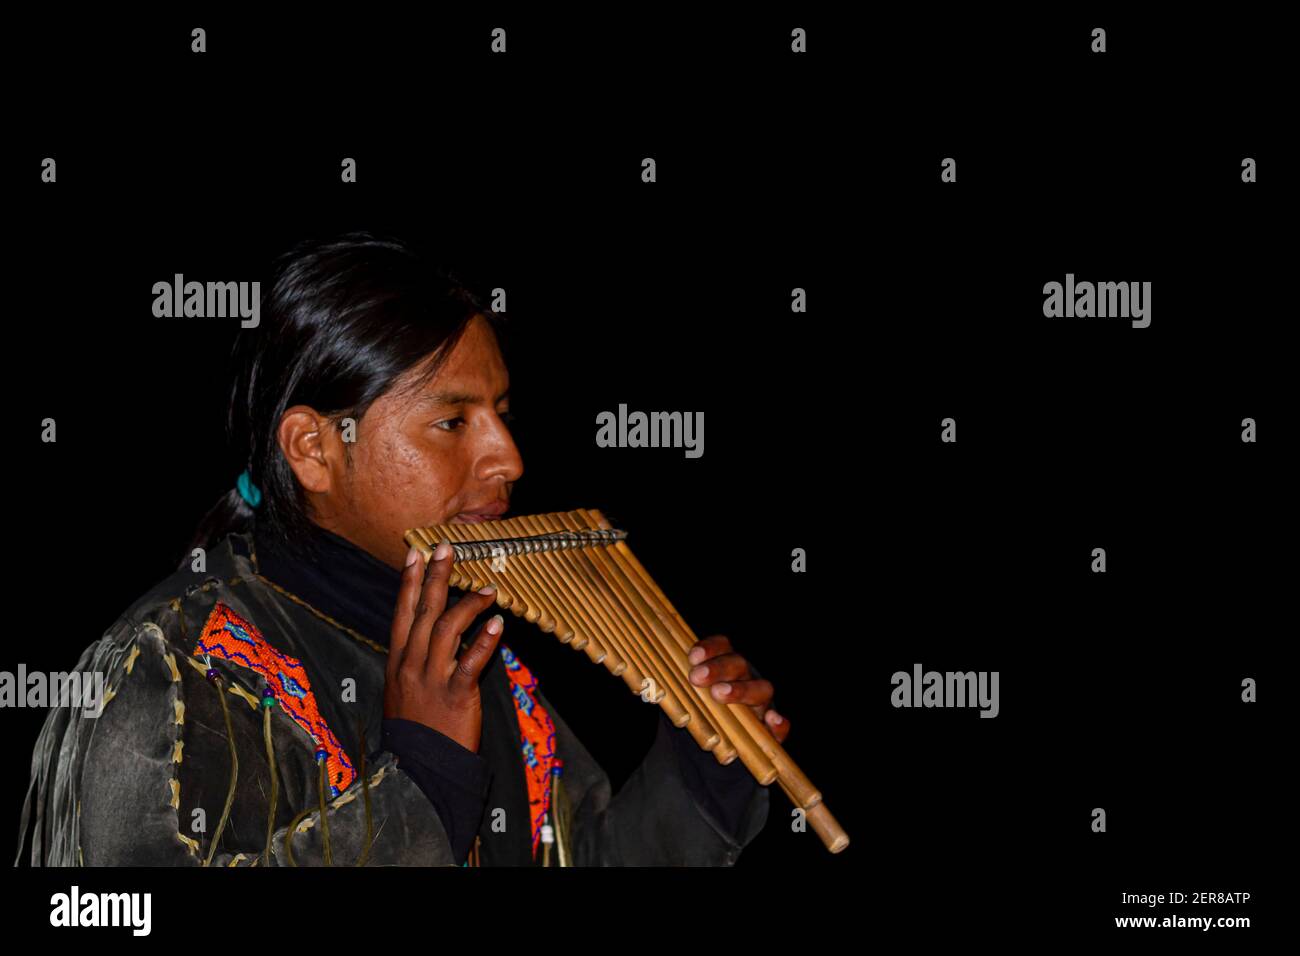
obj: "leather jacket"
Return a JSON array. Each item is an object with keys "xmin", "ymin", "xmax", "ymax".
[{"xmin": 16, "ymin": 530, "xmax": 769, "ymax": 866}]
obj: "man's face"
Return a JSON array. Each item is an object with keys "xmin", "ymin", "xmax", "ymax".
[{"xmin": 308, "ymin": 314, "xmax": 523, "ymax": 569}]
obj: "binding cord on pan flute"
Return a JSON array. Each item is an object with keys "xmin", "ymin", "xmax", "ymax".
[{"xmin": 404, "ymin": 507, "xmax": 850, "ymax": 854}]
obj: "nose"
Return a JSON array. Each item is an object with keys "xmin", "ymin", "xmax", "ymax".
[{"xmin": 476, "ymin": 415, "xmax": 524, "ymax": 485}]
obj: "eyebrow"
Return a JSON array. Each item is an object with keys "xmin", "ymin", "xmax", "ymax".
[{"xmin": 420, "ymin": 388, "xmax": 510, "ymax": 408}]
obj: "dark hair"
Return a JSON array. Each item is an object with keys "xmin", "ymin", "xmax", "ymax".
[{"xmin": 182, "ymin": 232, "xmax": 501, "ymax": 567}]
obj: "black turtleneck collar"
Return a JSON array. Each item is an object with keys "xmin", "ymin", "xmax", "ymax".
[{"xmin": 251, "ymin": 519, "xmax": 404, "ymax": 650}]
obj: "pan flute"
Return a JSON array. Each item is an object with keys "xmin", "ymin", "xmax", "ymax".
[{"xmin": 404, "ymin": 508, "xmax": 849, "ymax": 854}]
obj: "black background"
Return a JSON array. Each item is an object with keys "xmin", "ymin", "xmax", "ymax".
[{"xmin": 4, "ymin": 8, "xmax": 1284, "ymax": 944}]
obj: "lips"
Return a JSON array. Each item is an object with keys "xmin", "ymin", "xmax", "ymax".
[{"xmin": 451, "ymin": 500, "xmax": 509, "ymax": 523}]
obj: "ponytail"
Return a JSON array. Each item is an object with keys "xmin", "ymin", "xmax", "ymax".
[{"xmin": 179, "ymin": 485, "xmax": 257, "ymax": 570}]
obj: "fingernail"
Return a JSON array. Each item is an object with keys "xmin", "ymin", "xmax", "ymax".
[
  {"xmin": 434, "ymin": 542, "xmax": 452, "ymax": 562},
  {"xmin": 769, "ymin": 712, "xmax": 783, "ymax": 725},
  {"xmin": 486, "ymin": 614, "xmax": 504, "ymax": 635},
  {"xmin": 690, "ymin": 664, "xmax": 708, "ymax": 684},
  {"xmin": 688, "ymin": 647, "xmax": 704, "ymax": 664},
  {"xmin": 477, "ymin": 586, "xmax": 496, "ymax": 596},
  {"xmin": 405, "ymin": 546, "xmax": 421, "ymax": 568},
  {"xmin": 713, "ymin": 682, "xmax": 731, "ymax": 698}
]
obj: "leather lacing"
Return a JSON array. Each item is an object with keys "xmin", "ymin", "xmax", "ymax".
[{"xmin": 200, "ymin": 667, "xmax": 376, "ymax": 867}]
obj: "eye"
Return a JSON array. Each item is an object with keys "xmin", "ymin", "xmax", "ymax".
[
  {"xmin": 434, "ymin": 417, "xmax": 466, "ymax": 432},
  {"xmin": 499, "ymin": 410, "xmax": 517, "ymax": 426}
]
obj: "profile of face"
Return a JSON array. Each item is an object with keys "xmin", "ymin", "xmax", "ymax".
[{"xmin": 278, "ymin": 314, "xmax": 524, "ymax": 569}]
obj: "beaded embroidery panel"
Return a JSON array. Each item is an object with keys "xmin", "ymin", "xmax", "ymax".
[
  {"xmin": 500, "ymin": 643, "xmax": 558, "ymax": 857},
  {"xmin": 193, "ymin": 601, "xmax": 357, "ymax": 796}
]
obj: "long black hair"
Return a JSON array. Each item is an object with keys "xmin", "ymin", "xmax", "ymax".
[{"xmin": 182, "ymin": 232, "xmax": 501, "ymax": 568}]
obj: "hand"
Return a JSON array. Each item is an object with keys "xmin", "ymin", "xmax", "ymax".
[
  {"xmin": 687, "ymin": 635, "xmax": 789, "ymax": 744},
  {"xmin": 384, "ymin": 541, "xmax": 504, "ymax": 753}
]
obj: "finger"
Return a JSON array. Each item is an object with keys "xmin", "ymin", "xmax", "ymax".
[
  {"xmin": 689, "ymin": 652, "xmax": 751, "ymax": 686},
  {"xmin": 426, "ymin": 586, "xmax": 500, "ymax": 677},
  {"xmin": 389, "ymin": 546, "xmax": 427, "ymax": 678},
  {"xmin": 763, "ymin": 709, "xmax": 791, "ymax": 743},
  {"xmin": 450, "ymin": 614, "xmax": 505, "ymax": 689},
  {"xmin": 710, "ymin": 677, "xmax": 774, "ymax": 707},
  {"xmin": 686, "ymin": 634, "xmax": 733, "ymax": 666},
  {"xmin": 407, "ymin": 541, "xmax": 455, "ymax": 671}
]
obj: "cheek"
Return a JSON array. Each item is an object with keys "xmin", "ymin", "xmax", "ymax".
[{"xmin": 360, "ymin": 431, "xmax": 467, "ymax": 521}]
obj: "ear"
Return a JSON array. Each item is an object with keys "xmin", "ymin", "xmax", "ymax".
[{"xmin": 277, "ymin": 405, "xmax": 342, "ymax": 495}]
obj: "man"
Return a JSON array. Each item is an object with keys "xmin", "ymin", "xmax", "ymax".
[{"xmin": 16, "ymin": 233, "xmax": 789, "ymax": 867}]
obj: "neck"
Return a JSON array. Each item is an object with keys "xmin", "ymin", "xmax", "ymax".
[{"xmin": 253, "ymin": 520, "xmax": 402, "ymax": 649}]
